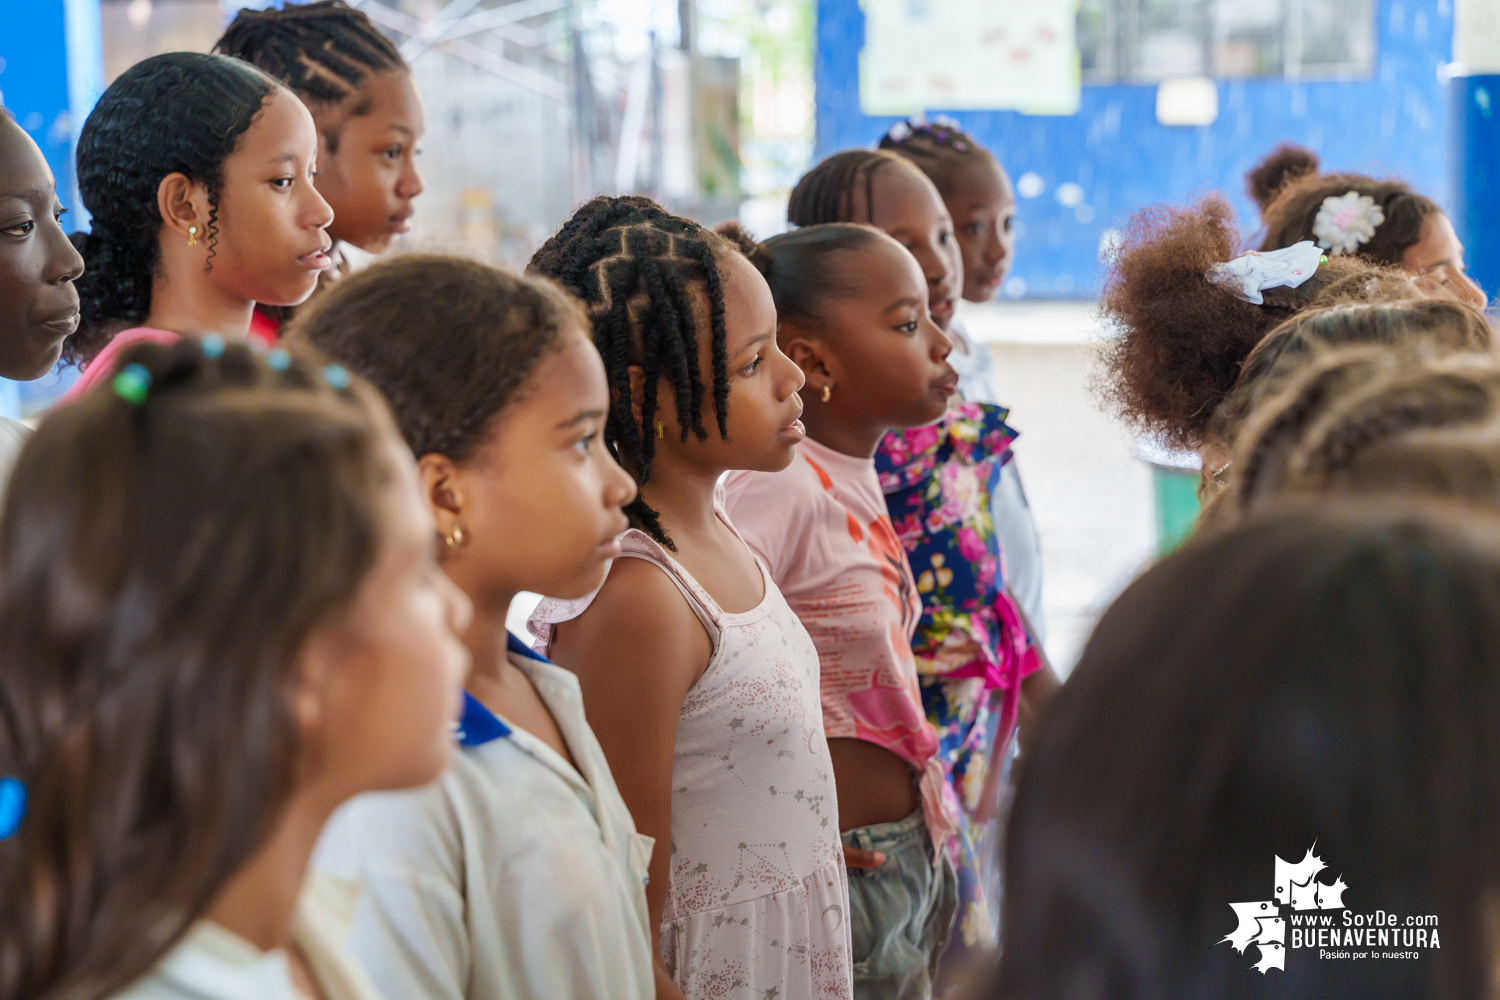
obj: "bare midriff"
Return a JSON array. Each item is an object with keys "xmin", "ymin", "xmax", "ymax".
[{"xmin": 828, "ymin": 737, "xmax": 921, "ymax": 831}]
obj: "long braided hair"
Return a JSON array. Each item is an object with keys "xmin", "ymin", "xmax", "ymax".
[
  {"xmin": 528, "ymin": 196, "xmax": 738, "ymax": 548},
  {"xmin": 214, "ymin": 1, "xmax": 405, "ymax": 151},
  {"xmin": 787, "ymin": 149, "xmax": 908, "ymax": 226},
  {"xmin": 67, "ymin": 53, "xmax": 279, "ymax": 364},
  {"xmin": 877, "ymin": 116, "xmax": 998, "ymax": 199}
]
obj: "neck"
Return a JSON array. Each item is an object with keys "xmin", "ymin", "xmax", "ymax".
[
  {"xmin": 202, "ymin": 787, "xmax": 334, "ymax": 953},
  {"xmin": 634, "ymin": 451, "xmax": 726, "ymax": 543},
  {"xmin": 142, "ymin": 268, "xmax": 254, "ymax": 339},
  {"xmin": 460, "ymin": 587, "xmax": 518, "ymax": 688},
  {"xmin": 800, "ymin": 404, "xmax": 887, "ymax": 459}
]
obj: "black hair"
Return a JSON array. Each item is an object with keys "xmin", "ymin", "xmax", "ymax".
[
  {"xmin": 787, "ymin": 148, "xmax": 909, "ymax": 227},
  {"xmin": 288, "ymin": 253, "xmax": 587, "ymax": 461},
  {"xmin": 718, "ymin": 220, "xmax": 887, "ymax": 325},
  {"xmin": 527, "ymin": 195, "xmax": 738, "ymax": 548},
  {"xmin": 214, "ymin": 1, "xmax": 406, "ymax": 153},
  {"xmin": 67, "ymin": 52, "xmax": 279, "ymax": 364},
  {"xmin": 877, "ymin": 117, "xmax": 999, "ymax": 199},
  {"xmin": 999, "ymin": 502, "xmax": 1500, "ymax": 1000}
]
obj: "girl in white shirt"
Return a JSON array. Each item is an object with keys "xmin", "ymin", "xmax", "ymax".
[
  {"xmin": 292, "ymin": 255, "xmax": 659, "ymax": 1000},
  {"xmin": 0, "ymin": 338, "xmax": 472, "ymax": 1000}
]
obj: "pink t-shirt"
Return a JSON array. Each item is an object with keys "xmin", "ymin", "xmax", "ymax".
[
  {"xmin": 63, "ymin": 327, "xmax": 181, "ymax": 403},
  {"xmin": 722, "ymin": 437, "xmax": 956, "ymax": 852}
]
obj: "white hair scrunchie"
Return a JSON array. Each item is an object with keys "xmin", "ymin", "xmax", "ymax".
[{"xmin": 1208, "ymin": 241, "xmax": 1326, "ymax": 305}]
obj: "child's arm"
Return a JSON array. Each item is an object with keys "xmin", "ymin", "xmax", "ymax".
[{"xmin": 549, "ymin": 556, "xmax": 711, "ymax": 997}]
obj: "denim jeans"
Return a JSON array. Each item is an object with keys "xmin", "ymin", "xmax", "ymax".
[{"xmin": 842, "ymin": 808, "xmax": 960, "ymax": 1000}]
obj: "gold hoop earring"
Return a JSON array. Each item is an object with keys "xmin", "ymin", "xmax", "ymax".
[
  {"xmin": 444, "ymin": 525, "xmax": 466, "ymax": 550},
  {"xmin": 821, "ymin": 383, "xmax": 832, "ymax": 403},
  {"xmin": 187, "ymin": 225, "xmax": 199, "ymax": 247}
]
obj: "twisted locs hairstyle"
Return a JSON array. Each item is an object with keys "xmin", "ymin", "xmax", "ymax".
[
  {"xmin": 214, "ymin": 1, "xmax": 406, "ymax": 152},
  {"xmin": 787, "ymin": 149, "xmax": 909, "ymax": 226},
  {"xmin": 1227, "ymin": 344, "xmax": 1500, "ymax": 519},
  {"xmin": 1260, "ymin": 171, "xmax": 1441, "ymax": 264},
  {"xmin": 877, "ymin": 117, "xmax": 999, "ymax": 199},
  {"xmin": 1098, "ymin": 194, "xmax": 1422, "ymax": 451},
  {"xmin": 68, "ymin": 53, "xmax": 279, "ymax": 364},
  {"xmin": 288, "ymin": 254, "xmax": 587, "ymax": 461},
  {"xmin": 527, "ymin": 195, "xmax": 738, "ymax": 548},
  {"xmin": 0, "ymin": 339, "xmax": 396, "ymax": 1000}
]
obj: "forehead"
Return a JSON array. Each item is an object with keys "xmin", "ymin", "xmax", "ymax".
[
  {"xmin": 868, "ymin": 160, "xmax": 948, "ymax": 223},
  {"xmin": 840, "ymin": 235, "xmax": 927, "ymax": 299},
  {"xmin": 943, "ymin": 156, "xmax": 1012, "ymax": 207},
  {"xmin": 235, "ymin": 87, "xmax": 315, "ymax": 152},
  {"xmin": 0, "ymin": 118, "xmax": 53, "ymax": 196}
]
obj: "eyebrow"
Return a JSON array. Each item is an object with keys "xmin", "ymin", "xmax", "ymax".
[
  {"xmin": 267, "ymin": 153, "xmax": 299, "ymax": 165},
  {"xmin": 733, "ymin": 332, "xmax": 772, "ymax": 356},
  {"xmin": 883, "ymin": 296, "xmax": 924, "ymax": 312},
  {"xmin": 556, "ymin": 408, "xmax": 606, "ymax": 429},
  {"xmin": 387, "ymin": 125, "xmax": 415, "ymax": 136},
  {"xmin": 1418, "ymin": 260, "xmax": 1454, "ymax": 274}
]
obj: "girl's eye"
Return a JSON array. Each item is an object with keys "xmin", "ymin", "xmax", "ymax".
[
  {"xmin": 897, "ymin": 320, "xmax": 920, "ymax": 334},
  {"xmin": 739, "ymin": 356, "xmax": 764, "ymax": 377},
  {"xmin": 938, "ymin": 230, "xmax": 953, "ymax": 245},
  {"xmin": 2, "ymin": 220, "xmax": 34, "ymax": 237},
  {"xmin": 384, "ymin": 146, "xmax": 403, "ymax": 160},
  {"xmin": 965, "ymin": 222, "xmax": 984, "ymax": 236},
  {"xmin": 271, "ymin": 176, "xmax": 294, "ymax": 190},
  {"xmin": 54, "ymin": 206, "xmax": 68, "ymax": 222},
  {"xmin": 574, "ymin": 432, "xmax": 597, "ymax": 455}
]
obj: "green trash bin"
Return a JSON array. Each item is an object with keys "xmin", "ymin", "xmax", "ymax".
[{"xmin": 1134, "ymin": 439, "xmax": 1202, "ymax": 556}]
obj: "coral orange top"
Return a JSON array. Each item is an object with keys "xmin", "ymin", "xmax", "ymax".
[{"xmin": 723, "ymin": 437, "xmax": 956, "ymax": 854}]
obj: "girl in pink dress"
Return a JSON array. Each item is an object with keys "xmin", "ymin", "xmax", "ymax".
[
  {"xmin": 63, "ymin": 52, "xmax": 334, "ymax": 400},
  {"xmin": 527, "ymin": 196, "xmax": 853, "ymax": 1000}
]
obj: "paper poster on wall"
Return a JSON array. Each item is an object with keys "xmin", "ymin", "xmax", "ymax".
[{"xmin": 859, "ymin": 0, "xmax": 1081, "ymax": 116}]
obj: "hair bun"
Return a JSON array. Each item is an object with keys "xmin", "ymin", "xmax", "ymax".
[
  {"xmin": 1247, "ymin": 144, "xmax": 1321, "ymax": 213},
  {"xmin": 714, "ymin": 221, "xmax": 770, "ymax": 274}
]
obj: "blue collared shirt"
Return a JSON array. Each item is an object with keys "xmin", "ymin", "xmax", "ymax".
[{"xmin": 454, "ymin": 632, "xmax": 549, "ymax": 747}]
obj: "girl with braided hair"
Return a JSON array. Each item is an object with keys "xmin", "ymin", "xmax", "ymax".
[
  {"xmin": 526, "ymin": 196, "xmax": 854, "ymax": 1000},
  {"xmin": 0, "ymin": 108, "xmax": 84, "ymax": 482},
  {"xmin": 0, "ymin": 337, "xmax": 472, "ymax": 1000},
  {"xmin": 718, "ymin": 220, "xmax": 969, "ymax": 1000},
  {"xmin": 1218, "ymin": 307, "xmax": 1500, "ymax": 520},
  {"xmin": 60, "ymin": 52, "xmax": 334, "ymax": 400},
  {"xmin": 215, "ymin": 0, "xmax": 424, "ymax": 339}
]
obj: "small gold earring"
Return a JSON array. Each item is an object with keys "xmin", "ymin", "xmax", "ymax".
[
  {"xmin": 444, "ymin": 525, "xmax": 466, "ymax": 550},
  {"xmin": 655, "ymin": 420, "xmax": 664, "ymax": 439},
  {"xmin": 821, "ymin": 383, "xmax": 832, "ymax": 403},
  {"xmin": 187, "ymin": 225, "xmax": 198, "ymax": 247}
]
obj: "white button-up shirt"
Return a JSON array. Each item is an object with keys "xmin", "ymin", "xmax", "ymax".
[{"xmin": 314, "ymin": 634, "xmax": 656, "ymax": 1000}]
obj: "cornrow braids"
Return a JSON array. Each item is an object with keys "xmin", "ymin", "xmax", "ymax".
[
  {"xmin": 528, "ymin": 195, "xmax": 738, "ymax": 549},
  {"xmin": 1228, "ymin": 347, "xmax": 1500, "ymax": 519},
  {"xmin": 788, "ymin": 149, "xmax": 907, "ymax": 226},
  {"xmin": 877, "ymin": 116, "xmax": 997, "ymax": 199},
  {"xmin": 215, "ymin": 1, "xmax": 405, "ymax": 150}
]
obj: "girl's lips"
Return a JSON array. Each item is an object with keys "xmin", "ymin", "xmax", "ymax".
[
  {"xmin": 40, "ymin": 309, "xmax": 80, "ymax": 336},
  {"xmin": 299, "ymin": 245, "xmax": 333, "ymax": 271},
  {"xmin": 930, "ymin": 298, "xmax": 956, "ymax": 322},
  {"xmin": 598, "ymin": 536, "xmax": 624, "ymax": 559},
  {"xmin": 389, "ymin": 214, "xmax": 414, "ymax": 234},
  {"xmin": 777, "ymin": 418, "xmax": 806, "ymax": 444}
]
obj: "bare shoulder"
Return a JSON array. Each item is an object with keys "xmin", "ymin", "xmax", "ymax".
[{"xmin": 552, "ymin": 555, "xmax": 712, "ymax": 689}]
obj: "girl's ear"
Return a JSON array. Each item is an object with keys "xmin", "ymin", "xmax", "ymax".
[
  {"xmin": 156, "ymin": 172, "xmax": 209, "ymax": 243},
  {"xmin": 417, "ymin": 452, "xmax": 466, "ymax": 542},
  {"xmin": 780, "ymin": 321, "xmax": 836, "ymax": 385}
]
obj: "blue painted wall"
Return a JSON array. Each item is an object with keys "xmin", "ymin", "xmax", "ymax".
[{"xmin": 815, "ymin": 0, "xmax": 1454, "ymax": 298}]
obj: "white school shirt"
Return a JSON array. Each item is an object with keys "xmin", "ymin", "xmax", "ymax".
[
  {"xmin": 314, "ymin": 633, "xmax": 657, "ymax": 1000},
  {"xmin": 110, "ymin": 873, "xmax": 384, "ymax": 1000}
]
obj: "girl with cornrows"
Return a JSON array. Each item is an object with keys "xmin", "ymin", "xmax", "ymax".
[
  {"xmin": 784, "ymin": 148, "xmax": 1058, "ymax": 991},
  {"xmin": 720, "ymin": 220, "xmax": 965, "ymax": 1000},
  {"xmin": 62, "ymin": 52, "xmax": 333, "ymax": 400},
  {"xmin": 0, "ymin": 338, "xmax": 472, "ymax": 1000},
  {"xmin": 526, "ymin": 196, "xmax": 854, "ymax": 1000},
  {"xmin": 215, "ymin": 0, "xmax": 425, "ymax": 337}
]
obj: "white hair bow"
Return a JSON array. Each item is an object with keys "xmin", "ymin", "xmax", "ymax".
[{"xmin": 1209, "ymin": 241, "xmax": 1326, "ymax": 305}]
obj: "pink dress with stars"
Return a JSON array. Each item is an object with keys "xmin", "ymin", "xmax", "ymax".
[{"xmin": 530, "ymin": 495, "xmax": 854, "ymax": 1000}]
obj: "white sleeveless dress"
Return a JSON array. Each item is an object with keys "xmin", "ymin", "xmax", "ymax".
[{"xmin": 531, "ymin": 502, "xmax": 854, "ymax": 1000}]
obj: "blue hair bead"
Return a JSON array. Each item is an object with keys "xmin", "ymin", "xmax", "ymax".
[
  {"xmin": 323, "ymin": 364, "xmax": 351, "ymax": 389},
  {"xmin": 267, "ymin": 348, "xmax": 292, "ymax": 372},
  {"xmin": 111, "ymin": 363, "xmax": 152, "ymax": 407},
  {"xmin": 201, "ymin": 333, "xmax": 226, "ymax": 359},
  {"xmin": 0, "ymin": 777, "xmax": 26, "ymax": 840}
]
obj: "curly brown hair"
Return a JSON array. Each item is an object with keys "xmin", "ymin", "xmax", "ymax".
[
  {"xmin": 1259, "ymin": 171, "xmax": 1441, "ymax": 264},
  {"xmin": 1098, "ymin": 195, "xmax": 1413, "ymax": 451},
  {"xmin": 1245, "ymin": 143, "xmax": 1320, "ymax": 215}
]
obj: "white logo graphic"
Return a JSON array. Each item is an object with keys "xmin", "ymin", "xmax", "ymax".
[{"xmin": 1222, "ymin": 847, "xmax": 1346, "ymax": 973}]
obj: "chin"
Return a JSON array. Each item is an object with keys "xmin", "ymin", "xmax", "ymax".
[
  {"xmin": 5, "ymin": 337, "xmax": 64, "ymax": 381},
  {"xmin": 265, "ymin": 274, "xmax": 323, "ymax": 308}
]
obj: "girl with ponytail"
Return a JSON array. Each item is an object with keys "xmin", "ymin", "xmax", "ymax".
[{"xmin": 63, "ymin": 52, "xmax": 334, "ymax": 399}]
